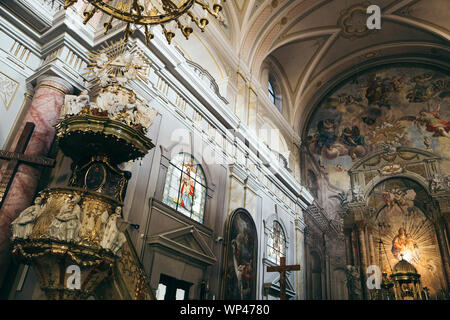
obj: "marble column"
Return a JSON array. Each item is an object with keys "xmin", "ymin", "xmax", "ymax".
[{"xmin": 0, "ymin": 75, "xmax": 73, "ymax": 286}]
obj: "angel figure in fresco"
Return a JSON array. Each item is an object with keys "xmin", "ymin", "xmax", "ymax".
[
  {"xmin": 415, "ymin": 103, "xmax": 450, "ymax": 138},
  {"xmin": 309, "ymin": 119, "xmax": 346, "ymax": 160},
  {"xmin": 341, "ymin": 126, "xmax": 366, "ymax": 159},
  {"xmin": 364, "ymin": 74, "xmax": 405, "ymax": 109},
  {"xmin": 314, "ymin": 119, "xmax": 337, "ymax": 149},
  {"xmin": 407, "ymin": 72, "xmax": 436, "ymax": 103},
  {"xmin": 382, "ymin": 188, "xmax": 416, "ymax": 217},
  {"xmin": 179, "ymin": 162, "xmax": 195, "ymax": 211}
]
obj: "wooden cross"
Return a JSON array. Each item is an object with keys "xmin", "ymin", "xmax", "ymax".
[
  {"xmin": 267, "ymin": 256, "xmax": 301, "ymax": 300},
  {"xmin": 0, "ymin": 122, "xmax": 55, "ymax": 210}
]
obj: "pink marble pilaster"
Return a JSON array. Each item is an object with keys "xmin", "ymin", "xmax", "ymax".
[{"xmin": 0, "ymin": 75, "xmax": 73, "ymax": 286}]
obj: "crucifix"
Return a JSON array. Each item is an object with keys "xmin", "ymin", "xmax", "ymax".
[
  {"xmin": 0, "ymin": 122, "xmax": 56, "ymax": 210},
  {"xmin": 267, "ymin": 256, "xmax": 301, "ymax": 300}
]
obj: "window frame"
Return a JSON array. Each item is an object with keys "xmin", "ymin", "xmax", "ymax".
[
  {"xmin": 268, "ymin": 73, "xmax": 282, "ymax": 111},
  {"xmin": 266, "ymin": 220, "xmax": 287, "ymax": 265}
]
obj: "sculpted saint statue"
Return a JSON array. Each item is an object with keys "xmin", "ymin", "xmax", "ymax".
[
  {"xmin": 345, "ymin": 265, "xmax": 362, "ymax": 300},
  {"xmin": 48, "ymin": 195, "xmax": 82, "ymax": 242},
  {"xmin": 11, "ymin": 197, "xmax": 43, "ymax": 240},
  {"xmin": 135, "ymin": 100, "xmax": 157, "ymax": 130},
  {"xmin": 100, "ymin": 207, "xmax": 127, "ymax": 256}
]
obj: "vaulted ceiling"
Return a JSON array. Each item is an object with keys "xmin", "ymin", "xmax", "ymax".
[
  {"xmin": 223, "ymin": 0, "xmax": 450, "ymax": 134},
  {"xmin": 65, "ymin": 0, "xmax": 450, "ymax": 137}
]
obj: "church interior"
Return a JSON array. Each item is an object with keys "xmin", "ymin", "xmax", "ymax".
[{"xmin": 0, "ymin": 0, "xmax": 448, "ymax": 301}]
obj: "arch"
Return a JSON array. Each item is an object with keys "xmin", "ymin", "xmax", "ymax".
[
  {"xmin": 309, "ymin": 250, "xmax": 323, "ymax": 300},
  {"xmin": 297, "ymin": 50, "xmax": 450, "ymax": 138},
  {"xmin": 260, "ymin": 56, "xmax": 293, "ymax": 122},
  {"xmin": 265, "ymin": 213, "xmax": 290, "ymax": 242},
  {"xmin": 160, "ymin": 144, "xmax": 216, "ymax": 196},
  {"xmin": 268, "ymin": 72, "xmax": 282, "ymax": 111},
  {"xmin": 222, "ymin": 208, "xmax": 258, "ymax": 300},
  {"xmin": 362, "ymin": 177, "xmax": 447, "ymax": 297},
  {"xmin": 363, "ymin": 173, "xmax": 431, "ymax": 203}
]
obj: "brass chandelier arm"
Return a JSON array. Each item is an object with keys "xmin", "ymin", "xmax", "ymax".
[
  {"xmin": 63, "ymin": 0, "xmax": 226, "ymax": 45},
  {"xmin": 187, "ymin": 10, "xmax": 208, "ymax": 31},
  {"xmin": 80, "ymin": 0, "xmax": 196, "ymax": 25},
  {"xmin": 174, "ymin": 19, "xmax": 192, "ymax": 40},
  {"xmin": 162, "ymin": 24, "xmax": 175, "ymax": 44},
  {"xmin": 194, "ymin": 0, "xmax": 223, "ymax": 18}
]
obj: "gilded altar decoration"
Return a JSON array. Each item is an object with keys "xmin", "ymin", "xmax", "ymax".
[
  {"xmin": 371, "ymin": 179, "xmax": 447, "ymax": 299},
  {"xmin": 63, "ymin": 0, "xmax": 225, "ymax": 45},
  {"xmin": 391, "ymin": 259, "xmax": 423, "ymax": 300}
]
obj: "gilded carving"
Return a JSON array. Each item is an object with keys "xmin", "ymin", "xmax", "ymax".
[{"xmin": 48, "ymin": 194, "xmax": 82, "ymax": 242}]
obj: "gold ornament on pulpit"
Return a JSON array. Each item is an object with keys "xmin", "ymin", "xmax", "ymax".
[
  {"xmin": 63, "ymin": 0, "xmax": 226, "ymax": 45},
  {"xmin": 391, "ymin": 257, "xmax": 423, "ymax": 300}
]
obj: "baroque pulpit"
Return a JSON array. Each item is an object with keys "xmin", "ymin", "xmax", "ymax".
[{"xmin": 10, "ymin": 41, "xmax": 157, "ymax": 299}]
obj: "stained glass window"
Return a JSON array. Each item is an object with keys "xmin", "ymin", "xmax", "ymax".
[
  {"xmin": 162, "ymin": 153, "xmax": 207, "ymax": 223},
  {"xmin": 267, "ymin": 221, "xmax": 286, "ymax": 264}
]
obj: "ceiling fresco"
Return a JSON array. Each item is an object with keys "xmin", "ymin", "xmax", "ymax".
[{"xmin": 305, "ymin": 64, "xmax": 450, "ymax": 190}]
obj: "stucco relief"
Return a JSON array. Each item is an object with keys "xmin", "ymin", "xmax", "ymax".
[{"xmin": 0, "ymin": 72, "xmax": 19, "ymax": 111}]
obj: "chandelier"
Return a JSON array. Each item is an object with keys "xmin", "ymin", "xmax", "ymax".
[{"xmin": 64, "ymin": 0, "xmax": 225, "ymax": 44}]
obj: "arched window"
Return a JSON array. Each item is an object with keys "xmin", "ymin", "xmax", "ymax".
[
  {"xmin": 162, "ymin": 153, "xmax": 207, "ymax": 223},
  {"xmin": 268, "ymin": 73, "xmax": 282, "ymax": 111},
  {"xmin": 267, "ymin": 221, "xmax": 286, "ymax": 264},
  {"xmin": 268, "ymin": 79, "xmax": 276, "ymax": 104}
]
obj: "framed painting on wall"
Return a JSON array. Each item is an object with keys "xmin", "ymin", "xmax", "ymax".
[{"xmin": 222, "ymin": 208, "xmax": 258, "ymax": 300}]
